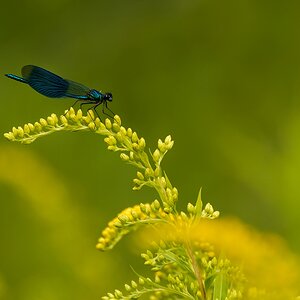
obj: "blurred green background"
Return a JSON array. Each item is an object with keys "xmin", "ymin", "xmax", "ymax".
[{"xmin": 1, "ymin": 1, "xmax": 300, "ymax": 299}]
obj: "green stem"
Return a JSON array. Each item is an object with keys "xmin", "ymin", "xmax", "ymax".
[{"xmin": 185, "ymin": 241, "xmax": 206, "ymax": 300}]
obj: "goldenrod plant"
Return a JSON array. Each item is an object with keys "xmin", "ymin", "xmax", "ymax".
[{"xmin": 4, "ymin": 108, "xmax": 300, "ymax": 299}]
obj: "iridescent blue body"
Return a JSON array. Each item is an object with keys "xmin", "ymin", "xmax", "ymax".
[{"xmin": 5, "ymin": 65, "xmax": 113, "ymax": 117}]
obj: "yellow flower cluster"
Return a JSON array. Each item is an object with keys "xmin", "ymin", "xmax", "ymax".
[
  {"xmin": 4, "ymin": 108, "xmax": 178, "ymax": 209},
  {"xmin": 4, "ymin": 108, "xmax": 114, "ymax": 144},
  {"xmin": 96, "ymin": 196, "xmax": 221, "ymax": 252},
  {"xmin": 96, "ymin": 200, "xmax": 169, "ymax": 251},
  {"xmin": 138, "ymin": 217, "xmax": 300, "ymax": 299}
]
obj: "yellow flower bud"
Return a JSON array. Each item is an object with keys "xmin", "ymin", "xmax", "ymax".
[
  {"xmin": 165, "ymin": 135, "xmax": 172, "ymax": 144},
  {"xmin": 153, "ymin": 149, "xmax": 160, "ymax": 162},
  {"xmin": 139, "ymin": 137, "xmax": 146, "ymax": 150},
  {"xmin": 114, "ymin": 115, "xmax": 121, "ymax": 125},
  {"xmin": 60, "ymin": 115, "xmax": 68, "ymax": 125},
  {"xmin": 87, "ymin": 109, "xmax": 95, "ymax": 120},
  {"xmin": 127, "ymin": 128, "xmax": 133, "ymax": 137},
  {"xmin": 47, "ymin": 116, "xmax": 54, "ymax": 126},
  {"xmin": 34, "ymin": 122, "xmax": 42, "ymax": 132},
  {"xmin": 24, "ymin": 124, "xmax": 30, "ymax": 134},
  {"xmin": 88, "ymin": 122, "xmax": 96, "ymax": 130},
  {"xmin": 132, "ymin": 132, "xmax": 138, "ymax": 143},
  {"xmin": 4, "ymin": 132, "xmax": 14, "ymax": 140},
  {"xmin": 187, "ymin": 203, "xmax": 195, "ymax": 214},
  {"xmin": 120, "ymin": 126, "xmax": 127, "ymax": 136},
  {"xmin": 120, "ymin": 153, "xmax": 129, "ymax": 161},
  {"xmin": 105, "ymin": 118, "xmax": 112, "ymax": 129},
  {"xmin": 75, "ymin": 109, "xmax": 82, "ymax": 119},
  {"xmin": 17, "ymin": 126, "xmax": 24, "ymax": 138},
  {"xmin": 160, "ymin": 177, "xmax": 167, "ymax": 188},
  {"xmin": 39, "ymin": 118, "xmax": 48, "ymax": 127},
  {"xmin": 137, "ymin": 171, "xmax": 144, "ymax": 180},
  {"xmin": 112, "ymin": 122, "xmax": 120, "ymax": 133},
  {"xmin": 28, "ymin": 123, "xmax": 35, "ymax": 132}
]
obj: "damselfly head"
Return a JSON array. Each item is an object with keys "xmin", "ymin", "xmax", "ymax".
[{"xmin": 103, "ymin": 92, "xmax": 113, "ymax": 102}]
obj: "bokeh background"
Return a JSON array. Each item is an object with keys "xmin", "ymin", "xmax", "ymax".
[{"xmin": 1, "ymin": 1, "xmax": 300, "ymax": 299}]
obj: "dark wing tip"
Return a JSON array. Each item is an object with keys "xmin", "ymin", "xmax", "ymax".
[{"xmin": 21, "ymin": 65, "xmax": 36, "ymax": 79}]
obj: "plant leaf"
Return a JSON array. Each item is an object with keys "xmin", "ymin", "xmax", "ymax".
[
  {"xmin": 195, "ymin": 187, "xmax": 203, "ymax": 220},
  {"xmin": 213, "ymin": 270, "xmax": 228, "ymax": 300}
]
